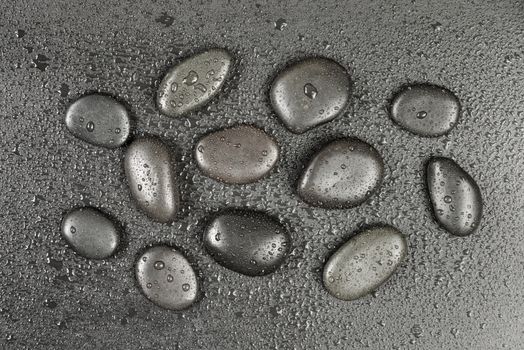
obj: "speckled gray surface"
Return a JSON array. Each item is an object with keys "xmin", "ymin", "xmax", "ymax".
[{"xmin": 0, "ymin": 0, "xmax": 523, "ymax": 349}]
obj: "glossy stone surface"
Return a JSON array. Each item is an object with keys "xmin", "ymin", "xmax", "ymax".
[
  {"xmin": 426, "ymin": 157, "xmax": 483, "ymax": 236},
  {"xmin": 390, "ymin": 84, "xmax": 460, "ymax": 137},
  {"xmin": 195, "ymin": 125, "xmax": 279, "ymax": 184},
  {"xmin": 135, "ymin": 246, "xmax": 198, "ymax": 310},
  {"xmin": 270, "ymin": 57, "xmax": 351, "ymax": 133},
  {"xmin": 297, "ymin": 139, "xmax": 384, "ymax": 208},
  {"xmin": 323, "ymin": 226, "xmax": 407, "ymax": 301},
  {"xmin": 65, "ymin": 94, "xmax": 131, "ymax": 148},
  {"xmin": 61, "ymin": 207, "xmax": 120, "ymax": 259},
  {"xmin": 157, "ymin": 48, "xmax": 232, "ymax": 117},
  {"xmin": 203, "ymin": 211, "xmax": 290, "ymax": 276},
  {"xmin": 124, "ymin": 137, "xmax": 179, "ymax": 223}
]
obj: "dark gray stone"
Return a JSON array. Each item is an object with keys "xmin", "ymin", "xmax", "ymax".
[
  {"xmin": 157, "ymin": 48, "xmax": 232, "ymax": 117},
  {"xmin": 297, "ymin": 138, "xmax": 384, "ymax": 208},
  {"xmin": 323, "ymin": 225, "xmax": 407, "ymax": 301},
  {"xmin": 65, "ymin": 94, "xmax": 131, "ymax": 148},
  {"xmin": 195, "ymin": 125, "xmax": 279, "ymax": 184},
  {"xmin": 270, "ymin": 57, "xmax": 351, "ymax": 133},
  {"xmin": 135, "ymin": 246, "xmax": 198, "ymax": 310},
  {"xmin": 124, "ymin": 137, "xmax": 179, "ymax": 223},
  {"xmin": 203, "ymin": 211, "xmax": 291, "ymax": 276},
  {"xmin": 390, "ymin": 84, "xmax": 460, "ymax": 137},
  {"xmin": 61, "ymin": 207, "xmax": 120, "ymax": 259},
  {"xmin": 426, "ymin": 157, "xmax": 482, "ymax": 236}
]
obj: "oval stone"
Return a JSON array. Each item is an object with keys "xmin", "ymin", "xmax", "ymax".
[
  {"xmin": 297, "ymin": 138, "xmax": 384, "ymax": 208},
  {"xmin": 65, "ymin": 94, "xmax": 131, "ymax": 148},
  {"xmin": 124, "ymin": 137, "xmax": 179, "ymax": 223},
  {"xmin": 135, "ymin": 246, "xmax": 198, "ymax": 310},
  {"xmin": 426, "ymin": 157, "xmax": 482, "ymax": 236},
  {"xmin": 61, "ymin": 207, "xmax": 120, "ymax": 259},
  {"xmin": 157, "ymin": 48, "xmax": 232, "ymax": 117},
  {"xmin": 270, "ymin": 57, "xmax": 351, "ymax": 134},
  {"xmin": 203, "ymin": 211, "xmax": 291, "ymax": 276},
  {"xmin": 323, "ymin": 225, "xmax": 407, "ymax": 301},
  {"xmin": 195, "ymin": 125, "xmax": 279, "ymax": 184},
  {"xmin": 390, "ymin": 84, "xmax": 460, "ymax": 137}
]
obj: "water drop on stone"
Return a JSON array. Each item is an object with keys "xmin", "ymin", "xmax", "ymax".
[{"xmin": 304, "ymin": 83, "xmax": 318, "ymax": 99}]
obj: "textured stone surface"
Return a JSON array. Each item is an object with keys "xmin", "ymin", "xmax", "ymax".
[
  {"xmin": 135, "ymin": 246, "xmax": 198, "ymax": 310},
  {"xmin": 124, "ymin": 137, "xmax": 179, "ymax": 223},
  {"xmin": 65, "ymin": 94, "xmax": 131, "ymax": 148},
  {"xmin": 390, "ymin": 84, "xmax": 460, "ymax": 137},
  {"xmin": 323, "ymin": 225, "xmax": 407, "ymax": 301},
  {"xmin": 157, "ymin": 48, "xmax": 232, "ymax": 117},
  {"xmin": 1, "ymin": 1, "xmax": 522, "ymax": 349},
  {"xmin": 61, "ymin": 207, "xmax": 120, "ymax": 259},
  {"xmin": 297, "ymin": 138, "xmax": 384, "ymax": 208},
  {"xmin": 426, "ymin": 157, "xmax": 483, "ymax": 236},
  {"xmin": 195, "ymin": 125, "xmax": 279, "ymax": 184},
  {"xmin": 270, "ymin": 57, "xmax": 351, "ymax": 133},
  {"xmin": 203, "ymin": 211, "xmax": 290, "ymax": 276}
]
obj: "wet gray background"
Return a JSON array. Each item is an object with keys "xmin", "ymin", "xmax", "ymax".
[{"xmin": 1, "ymin": 0, "xmax": 523, "ymax": 349}]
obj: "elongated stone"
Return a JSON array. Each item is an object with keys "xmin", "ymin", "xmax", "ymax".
[
  {"xmin": 390, "ymin": 84, "xmax": 460, "ymax": 137},
  {"xmin": 65, "ymin": 94, "xmax": 131, "ymax": 148},
  {"xmin": 157, "ymin": 48, "xmax": 232, "ymax": 117},
  {"xmin": 195, "ymin": 125, "xmax": 279, "ymax": 184},
  {"xmin": 61, "ymin": 207, "xmax": 120, "ymax": 259},
  {"xmin": 270, "ymin": 57, "xmax": 351, "ymax": 133},
  {"xmin": 323, "ymin": 226, "xmax": 407, "ymax": 301},
  {"xmin": 136, "ymin": 246, "xmax": 198, "ymax": 310},
  {"xmin": 124, "ymin": 137, "xmax": 179, "ymax": 223},
  {"xmin": 297, "ymin": 138, "xmax": 384, "ymax": 208},
  {"xmin": 203, "ymin": 211, "xmax": 290, "ymax": 276},
  {"xmin": 426, "ymin": 157, "xmax": 482, "ymax": 236}
]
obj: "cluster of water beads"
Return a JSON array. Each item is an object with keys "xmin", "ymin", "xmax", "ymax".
[{"xmin": 61, "ymin": 48, "xmax": 482, "ymax": 310}]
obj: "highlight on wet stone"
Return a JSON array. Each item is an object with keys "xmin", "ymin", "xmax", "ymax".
[
  {"xmin": 61, "ymin": 207, "xmax": 120, "ymax": 259},
  {"xmin": 135, "ymin": 246, "xmax": 198, "ymax": 310},
  {"xmin": 297, "ymin": 138, "xmax": 384, "ymax": 208},
  {"xmin": 65, "ymin": 94, "xmax": 131, "ymax": 148},
  {"xmin": 323, "ymin": 225, "xmax": 407, "ymax": 301},
  {"xmin": 157, "ymin": 48, "xmax": 232, "ymax": 117},
  {"xmin": 270, "ymin": 57, "xmax": 351, "ymax": 133},
  {"xmin": 203, "ymin": 210, "xmax": 291, "ymax": 276},
  {"xmin": 390, "ymin": 84, "xmax": 460, "ymax": 137},
  {"xmin": 195, "ymin": 124, "xmax": 279, "ymax": 184},
  {"xmin": 124, "ymin": 137, "xmax": 179, "ymax": 223},
  {"xmin": 426, "ymin": 157, "xmax": 482, "ymax": 236}
]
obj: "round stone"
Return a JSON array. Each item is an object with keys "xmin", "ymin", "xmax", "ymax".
[
  {"xmin": 61, "ymin": 207, "xmax": 120, "ymax": 259},
  {"xmin": 297, "ymin": 138, "xmax": 384, "ymax": 208},
  {"xmin": 323, "ymin": 225, "xmax": 407, "ymax": 301},
  {"xmin": 124, "ymin": 137, "xmax": 179, "ymax": 223},
  {"xmin": 426, "ymin": 157, "xmax": 482, "ymax": 236},
  {"xmin": 203, "ymin": 211, "xmax": 291, "ymax": 276},
  {"xmin": 157, "ymin": 48, "xmax": 232, "ymax": 117},
  {"xmin": 390, "ymin": 84, "xmax": 460, "ymax": 137},
  {"xmin": 135, "ymin": 246, "xmax": 198, "ymax": 310},
  {"xmin": 195, "ymin": 125, "xmax": 279, "ymax": 184},
  {"xmin": 65, "ymin": 94, "xmax": 131, "ymax": 148},
  {"xmin": 270, "ymin": 57, "xmax": 351, "ymax": 134}
]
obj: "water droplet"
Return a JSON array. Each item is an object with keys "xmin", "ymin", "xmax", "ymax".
[
  {"xmin": 304, "ymin": 83, "xmax": 318, "ymax": 99},
  {"xmin": 86, "ymin": 121, "xmax": 95, "ymax": 132},
  {"xmin": 154, "ymin": 261, "xmax": 165, "ymax": 270},
  {"xmin": 183, "ymin": 70, "xmax": 199, "ymax": 86},
  {"xmin": 416, "ymin": 111, "xmax": 427, "ymax": 119},
  {"xmin": 274, "ymin": 18, "xmax": 287, "ymax": 31}
]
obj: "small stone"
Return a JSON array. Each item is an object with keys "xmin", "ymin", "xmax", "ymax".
[
  {"xmin": 323, "ymin": 225, "xmax": 407, "ymax": 301},
  {"xmin": 297, "ymin": 138, "xmax": 384, "ymax": 208},
  {"xmin": 195, "ymin": 125, "xmax": 279, "ymax": 184},
  {"xmin": 203, "ymin": 211, "xmax": 291, "ymax": 276},
  {"xmin": 157, "ymin": 48, "xmax": 232, "ymax": 117},
  {"xmin": 136, "ymin": 246, "xmax": 198, "ymax": 310},
  {"xmin": 124, "ymin": 137, "xmax": 179, "ymax": 223},
  {"xmin": 390, "ymin": 84, "xmax": 460, "ymax": 137},
  {"xmin": 270, "ymin": 57, "xmax": 351, "ymax": 133},
  {"xmin": 426, "ymin": 157, "xmax": 482, "ymax": 236},
  {"xmin": 65, "ymin": 94, "xmax": 131, "ymax": 148},
  {"xmin": 61, "ymin": 207, "xmax": 120, "ymax": 259}
]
